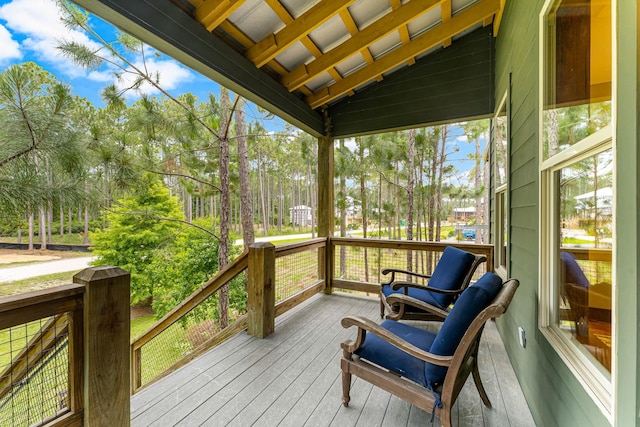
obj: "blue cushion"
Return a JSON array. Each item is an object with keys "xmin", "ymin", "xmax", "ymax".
[
  {"xmin": 355, "ymin": 320, "xmax": 437, "ymax": 387},
  {"xmin": 424, "ymin": 272, "xmax": 503, "ymax": 389},
  {"xmin": 428, "ymin": 247, "xmax": 477, "ymax": 307},
  {"xmin": 381, "ymin": 283, "xmax": 443, "ymax": 309},
  {"xmin": 560, "ymin": 252, "xmax": 590, "ymax": 289},
  {"xmin": 383, "ymin": 246, "xmax": 477, "ymax": 309}
]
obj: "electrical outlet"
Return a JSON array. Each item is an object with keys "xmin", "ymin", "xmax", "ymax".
[{"xmin": 518, "ymin": 327, "xmax": 526, "ymax": 348}]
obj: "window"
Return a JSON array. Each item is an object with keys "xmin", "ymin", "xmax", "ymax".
[
  {"xmin": 493, "ymin": 93, "xmax": 508, "ymax": 277},
  {"xmin": 539, "ymin": 0, "xmax": 613, "ymax": 417}
]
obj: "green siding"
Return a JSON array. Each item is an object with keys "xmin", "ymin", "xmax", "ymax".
[
  {"xmin": 328, "ymin": 27, "xmax": 495, "ymax": 138},
  {"xmin": 493, "ymin": 0, "xmax": 617, "ymax": 425}
]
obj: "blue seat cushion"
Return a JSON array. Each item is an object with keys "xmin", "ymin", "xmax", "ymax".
[
  {"xmin": 425, "ymin": 272, "xmax": 503, "ymax": 389},
  {"xmin": 355, "ymin": 320, "xmax": 437, "ymax": 388},
  {"xmin": 381, "ymin": 283, "xmax": 443, "ymax": 310},
  {"xmin": 383, "ymin": 246, "xmax": 477, "ymax": 310}
]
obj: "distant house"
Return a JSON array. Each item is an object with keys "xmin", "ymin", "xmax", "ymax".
[
  {"xmin": 451, "ymin": 206, "xmax": 475, "ymax": 222},
  {"xmin": 289, "ymin": 205, "xmax": 312, "ymax": 226},
  {"xmin": 574, "ymin": 187, "xmax": 613, "ymax": 217}
]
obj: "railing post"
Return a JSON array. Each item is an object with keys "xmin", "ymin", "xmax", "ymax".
[
  {"xmin": 73, "ymin": 266, "xmax": 131, "ymax": 427},
  {"xmin": 248, "ymin": 242, "xmax": 275, "ymax": 338}
]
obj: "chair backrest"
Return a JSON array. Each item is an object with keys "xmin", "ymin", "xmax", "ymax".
[
  {"xmin": 428, "ymin": 246, "xmax": 483, "ymax": 308},
  {"xmin": 425, "ymin": 272, "xmax": 504, "ymax": 389},
  {"xmin": 560, "ymin": 251, "xmax": 590, "ymax": 289}
]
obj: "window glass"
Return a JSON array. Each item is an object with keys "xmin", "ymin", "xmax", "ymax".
[
  {"xmin": 543, "ymin": 0, "xmax": 611, "ymax": 160},
  {"xmin": 554, "ymin": 149, "xmax": 613, "ymax": 374}
]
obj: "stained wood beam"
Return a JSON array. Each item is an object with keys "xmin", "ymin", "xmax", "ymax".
[
  {"xmin": 339, "ymin": 9, "xmax": 374, "ymax": 64},
  {"xmin": 306, "ymin": 0, "xmax": 500, "ymax": 109},
  {"xmin": 442, "ymin": 0, "xmax": 452, "ymax": 47},
  {"xmin": 265, "ymin": 0, "xmax": 345, "ymax": 85},
  {"xmin": 247, "ymin": 0, "xmax": 357, "ymax": 68},
  {"xmin": 390, "ymin": 0, "xmax": 415, "ymax": 65},
  {"xmin": 493, "ymin": 0, "xmax": 506, "ymax": 35},
  {"xmin": 195, "ymin": 0, "xmax": 245, "ymax": 31},
  {"xmin": 282, "ymin": 0, "xmax": 445, "ymax": 92}
]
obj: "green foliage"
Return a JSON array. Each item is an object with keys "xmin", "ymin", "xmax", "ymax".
[
  {"xmin": 151, "ymin": 217, "xmax": 246, "ymax": 321},
  {"xmin": 91, "ymin": 175, "xmax": 184, "ymax": 304}
]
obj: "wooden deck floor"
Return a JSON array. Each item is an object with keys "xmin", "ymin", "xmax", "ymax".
[{"xmin": 131, "ymin": 293, "xmax": 535, "ymax": 427}]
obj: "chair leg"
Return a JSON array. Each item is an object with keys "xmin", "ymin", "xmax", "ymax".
[
  {"xmin": 379, "ymin": 298, "xmax": 385, "ymax": 319},
  {"xmin": 342, "ymin": 370, "xmax": 352, "ymax": 407},
  {"xmin": 472, "ymin": 361, "xmax": 492, "ymax": 408},
  {"xmin": 441, "ymin": 404, "xmax": 452, "ymax": 427}
]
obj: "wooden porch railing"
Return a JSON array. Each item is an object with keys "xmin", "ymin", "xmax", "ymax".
[
  {"xmin": 0, "ymin": 266, "xmax": 130, "ymax": 427},
  {"xmin": 329, "ymin": 237, "xmax": 494, "ymax": 294}
]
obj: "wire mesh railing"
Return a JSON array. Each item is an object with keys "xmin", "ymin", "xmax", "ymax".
[
  {"xmin": 274, "ymin": 239, "xmax": 326, "ymax": 303},
  {"xmin": 330, "ymin": 238, "xmax": 494, "ymax": 295},
  {"xmin": 0, "ymin": 284, "xmax": 85, "ymax": 427},
  {"xmin": 132, "ymin": 253, "xmax": 250, "ymax": 392},
  {"xmin": 0, "ymin": 315, "xmax": 70, "ymax": 426}
]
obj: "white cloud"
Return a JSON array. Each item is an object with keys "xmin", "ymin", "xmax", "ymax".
[
  {"xmin": 115, "ymin": 58, "xmax": 193, "ymax": 98},
  {"xmin": 0, "ymin": 0, "xmax": 104, "ymax": 76},
  {"xmin": 0, "ymin": 24, "xmax": 21, "ymax": 63}
]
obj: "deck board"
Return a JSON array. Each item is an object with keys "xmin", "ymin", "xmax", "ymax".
[{"xmin": 131, "ymin": 293, "xmax": 535, "ymax": 427}]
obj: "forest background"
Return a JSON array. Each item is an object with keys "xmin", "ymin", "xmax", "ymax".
[{"xmin": 0, "ymin": 0, "xmax": 489, "ymax": 327}]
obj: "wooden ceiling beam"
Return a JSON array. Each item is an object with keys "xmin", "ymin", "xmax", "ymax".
[
  {"xmin": 493, "ymin": 0, "xmax": 506, "ymax": 35},
  {"xmin": 282, "ymin": 0, "xmax": 445, "ymax": 92},
  {"xmin": 441, "ymin": 0, "xmax": 452, "ymax": 47},
  {"xmin": 195, "ymin": 0, "xmax": 246, "ymax": 31},
  {"xmin": 339, "ymin": 10, "xmax": 374, "ymax": 65},
  {"xmin": 390, "ymin": 0, "xmax": 415, "ymax": 65},
  {"xmin": 246, "ymin": 0, "xmax": 357, "ymax": 68},
  {"xmin": 306, "ymin": 0, "xmax": 500, "ymax": 109}
]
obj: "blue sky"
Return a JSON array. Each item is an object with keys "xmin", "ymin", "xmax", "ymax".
[{"xmin": 0, "ymin": 0, "xmax": 286, "ymax": 130}]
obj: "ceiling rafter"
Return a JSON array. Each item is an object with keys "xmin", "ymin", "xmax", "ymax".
[
  {"xmin": 339, "ymin": 10, "xmax": 374, "ymax": 65},
  {"xmin": 264, "ymin": 0, "xmax": 346, "ymax": 88},
  {"xmin": 282, "ymin": 0, "xmax": 445, "ymax": 92},
  {"xmin": 218, "ymin": 20, "xmax": 313, "ymax": 96},
  {"xmin": 246, "ymin": 0, "xmax": 357, "ymax": 68},
  {"xmin": 493, "ymin": 0, "xmax": 506, "ymax": 35},
  {"xmin": 306, "ymin": 0, "xmax": 500, "ymax": 109},
  {"xmin": 441, "ymin": 0, "xmax": 452, "ymax": 47},
  {"xmin": 194, "ymin": 0, "xmax": 246, "ymax": 31},
  {"xmin": 390, "ymin": 0, "xmax": 415, "ymax": 66}
]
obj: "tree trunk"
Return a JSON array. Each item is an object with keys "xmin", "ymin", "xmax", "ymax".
[
  {"xmin": 28, "ymin": 212, "xmax": 34, "ymax": 250},
  {"xmin": 39, "ymin": 206, "xmax": 47, "ymax": 250},
  {"xmin": 235, "ymin": 97, "xmax": 255, "ymax": 250},
  {"xmin": 436, "ymin": 125, "xmax": 448, "ymax": 242},
  {"xmin": 60, "ymin": 205, "xmax": 64, "ymax": 237},
  {"xmin": 217, "ymin": 88, "xmax": 232, "ymax": 329},
  {"xmin": 83, "ymin": 203, "xmax": 89, "ymax": 245},
  {"xmin": 406, "ymin": 129, "xmax": 415, "ymax": 271}
]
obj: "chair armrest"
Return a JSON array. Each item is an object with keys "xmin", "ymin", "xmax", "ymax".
[
  {"xmin": 390, "ymin": 281, "xmax": 464, "ymax": 295},
  {"xmin": 385, "ymin": 294, "xmax": 449, "ymax": 320},
  {"xmin": 340, "ymin": 316, "xmax": 451, "ymax": 367},
  {"xmin": 381, "ymin": 268, "xmax": 432, "ymax": 284}
]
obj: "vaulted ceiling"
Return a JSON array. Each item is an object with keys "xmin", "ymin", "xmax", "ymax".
[{"xmin": 73, "ymin": 0, "xmax": 505, "ymax": 137}]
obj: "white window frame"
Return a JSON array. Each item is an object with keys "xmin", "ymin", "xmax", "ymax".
[
  {"xmin": 493, "ymin": 91, "xmax": 509, "ymax": 280},
  {"xmin": 538, "ymin": 0, "xmax": 616, "ymax": 421}
]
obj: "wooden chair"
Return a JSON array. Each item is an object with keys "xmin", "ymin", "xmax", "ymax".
[
  {"xmin": 380, "ymin": 246, "xmax": 486, "ymax": 321},
  {"xmin": 342, "ymin": 273, "xmax": 519, "ymax": 427}
]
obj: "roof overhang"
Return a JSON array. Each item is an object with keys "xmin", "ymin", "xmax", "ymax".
[{"xmin": 72, "ymin": 0, "xmax": 503, "ymax": 138}]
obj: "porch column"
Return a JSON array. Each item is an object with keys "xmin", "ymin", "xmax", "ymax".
[
  {"xmin": 73, "ymin": 266, "xmax": 130, "ymax": 427},
  {"xmin": 317, "ymin": 120, "xmax": 334, "ymax": 293}
]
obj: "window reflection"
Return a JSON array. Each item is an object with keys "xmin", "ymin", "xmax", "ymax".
[
  {"xmin": 543, "ymin": 0, "xmax": 611, "ymax": 159},
  {"xmin": 555, "ymin": 150, "xmax": 613, "ymax": 373}
]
